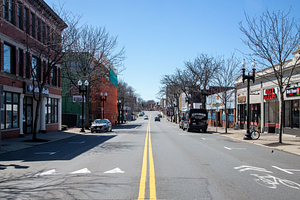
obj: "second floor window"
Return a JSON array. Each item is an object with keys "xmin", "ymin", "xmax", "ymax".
[
  {"xmin": 24, "ymin": 8, "xmax": 29, "ymax": 34},
  {"xmin": 4, "ymin": 44, "xmax": 15, "ymax": 74},
  {"xmin": 31, "ymin": 13, "xmax": 35, "ymax": 38},
  {"xmin": 3, "ymin": 0, "xmax": 14, "ymax": 24},
  {"xmin": 17, "ymin": 3, "xmax": 23, "ymax": 30}
]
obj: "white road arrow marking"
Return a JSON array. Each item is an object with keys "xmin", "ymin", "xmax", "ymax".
[
  {"xmin": 272, "ymin": 166, "xmax": 300, "ymax": 174},
  {"xmin": 104, "ymin": 167, "xmax": 125, "ymax": 174},
  {"xmin": 35, "ymin": 151, "xmax": 58, "ymax": 155},
  {"xmin": 71, "ymin": 168, "xmax": 91, "ymax": 174},
  {"xmin": 35, "ymin": 169, "xmax": 56, "ymax": 176}
]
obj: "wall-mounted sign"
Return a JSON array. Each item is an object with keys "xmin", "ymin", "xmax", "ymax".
[
  {"xmin": 238, "ymin": 96, "xmax": 246, "ymax": 103},
  {"xmin": 263, "ymin": 88, "xmax": 277, "ymax": 100},
  {"xmin": 286, "ymin": 87, "xmax": 300, "ymax": 97},
  {"xmin": 73, "ymin": 95, "xmax": 85, "ymax": 102},
  {"xmin": 23, "ymin": 82, "xmax": 49, "ymax": 97}
]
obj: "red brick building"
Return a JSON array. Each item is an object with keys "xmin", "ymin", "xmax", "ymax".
[
  {"xmin": 90, "ymin": 76, "xmax": 118, "ymax": 125},
  {"xmin": 0, "ymin": 0, "xmax": 66, "ymax": 139}
]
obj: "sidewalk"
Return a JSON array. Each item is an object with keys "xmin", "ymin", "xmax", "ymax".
[
  {"xmin": 1, "ymin": 125, "xmax": 300, "ymax": 157},
  {"xmin": 208, "ymin": 126, "xmax": 300, "ymax": 156}
]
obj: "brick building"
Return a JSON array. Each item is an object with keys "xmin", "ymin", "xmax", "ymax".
[
  {"xmin": 0, "ymin": 0, "xmax": 66, "ymax": 139},
  {"xmin": 91, "ymin": 71, "xmax": 118, "ymax": 125}
]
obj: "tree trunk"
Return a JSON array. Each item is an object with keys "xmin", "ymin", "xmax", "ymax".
[
  {"xmin": 225, "ymin": 103, "xmax": 228, "ymax": 133},
  {"xmin": 33, "ymin": 98, "xmax": 40, "ymax": 141},
  {"xmin": 279, "ymin": 89, "xmax": 284, "ymax": 143}
]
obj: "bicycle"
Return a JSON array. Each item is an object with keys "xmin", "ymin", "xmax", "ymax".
[{"xmin": 250, "ymin": 126, "xmax": 260, "ymax": 140}]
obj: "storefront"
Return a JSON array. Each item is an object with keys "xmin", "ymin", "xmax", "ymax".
[
  {"xmin": 284, "ymin": 87, "xmax": 300, "ymax": 136},
  {"xmin": 263, "ymin": 87, "xmax": 279, "ymax": 133}
]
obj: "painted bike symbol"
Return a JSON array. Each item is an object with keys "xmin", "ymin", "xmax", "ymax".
[{"xmin": 250, "ymin": 174, "xmax": 300, "ymax": 190}]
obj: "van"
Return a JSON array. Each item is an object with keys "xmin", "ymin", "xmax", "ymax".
[{"xmin": 183, "ymin": 109, "xmax": 208, "ymax": 133}]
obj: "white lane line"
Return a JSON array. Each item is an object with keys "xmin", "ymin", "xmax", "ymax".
[
  {"xmin": 35, "ymin": 169, "xmax": 56, "ymax": 176},
  {"xmin": 35, "ymin": 151, "xmax": 59, "ymax": 155},
  {"xmin": 272, "ymin": 166, "xmax": 300, "ymax": 174},
  {"xmin": 104, "ymin": 167, "xmax": 125, "ymax": 174},
  {"xmin": 224, "ymin": 147, "xmax": 246, "ymax": 150},
  {"xmin": 71, "ymin": 168, "xmax": 91, "ymax": 174},
  {"xmin": 68, "ymin": 141, "xmax": 85, "ymax": 144}
]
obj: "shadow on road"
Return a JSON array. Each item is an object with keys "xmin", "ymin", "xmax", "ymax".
[{"xmin": 0, "ymin": 134, "xmax": 116, "ymax": 162}]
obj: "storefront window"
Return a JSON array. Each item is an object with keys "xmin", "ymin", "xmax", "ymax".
[
  {"xmin": 285, "ymin": 100, "xmax": 299, "ymax": 128},
  {"xmin": 228, "ymin": 109, "xmax": 234, "ymax": 122},
  {"xmin": 45, "ymin": 98, "xmax": 58, "ymax": 124},
  {"xmin": 1, "ymin": 92, "xmax": 19, "ymax": 129}
]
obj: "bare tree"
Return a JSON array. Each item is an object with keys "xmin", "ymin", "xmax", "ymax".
[
  {"xmin": 213, "ymin": 54, "xmax": 240, "ymax": 133},
  {"xmin": 239, "ymin": 8, "xmax": 300, "ymax": 143}
]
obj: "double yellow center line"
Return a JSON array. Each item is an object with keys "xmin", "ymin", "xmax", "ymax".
[{"xmin": 138, "ymin": 118, "xmax": 157, "ymax": 200}]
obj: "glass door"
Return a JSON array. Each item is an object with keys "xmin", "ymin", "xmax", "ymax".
[{"xmin": 23, "ymin": 97, "xmax": 33, "ymax": 134}]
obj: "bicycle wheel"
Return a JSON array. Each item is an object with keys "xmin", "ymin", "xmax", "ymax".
[{"xmin": 251, "ymin": 130, "xmax": 260, "ymax": 140}]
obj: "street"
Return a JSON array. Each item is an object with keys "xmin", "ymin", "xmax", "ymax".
[{"xmin": 1, "ymin": 111, "xmax": 300, "ymax": 199}]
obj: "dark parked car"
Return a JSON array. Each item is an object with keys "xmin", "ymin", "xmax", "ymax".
[
  {"xmin": 182, "ymin": 109, "xmax": 208, "ymax": 132},
  {"xmin": 91, "ymin": 119, "xmax": 112, "ymax": 133},
  {"xmin": 155, "ymin": 117, "xmax": 160, "ymax": 121}
]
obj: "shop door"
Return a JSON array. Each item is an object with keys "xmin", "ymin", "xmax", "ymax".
[{"xmin": 23, "ymin": 97, "xmax": 33, "ymax": 134}]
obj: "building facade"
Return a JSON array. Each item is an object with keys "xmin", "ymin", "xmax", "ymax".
[
  {"xmin": 236, "ymin": 47, "xmax": 300, "ymax": 136},
  {"xmin": 0, "ymin": 0, "xmax": 65, "ymax": 139}
]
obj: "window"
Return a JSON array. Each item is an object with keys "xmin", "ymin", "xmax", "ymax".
[
  {"xmin": 3, "ymin": 0, "xmax": 14, "ymax": 24},
  {"xmin": 285, "ymin": 100, "xmax": 299, "ymax": 129},
  {"xmin": 32, "ymin": 56, "xmax": 37, "ymax": 80},
  {"xmin": 42, "ymin": 22, "xmax": 46, "ymax": 44},
  {"xmin": 18, "ymin": 49, "xmax": 24, "ymax": 77},
  {"xmin": 58, "ymin": 68, "xmax": 61, "ymax": 87},
  {"xmin": 45, "ymin": 98, "xmax": 58, "ymax": 124},
  {"xmin": 26, "ymin": 53, "xmax": 31, "ymax": 78},
  {"xmin": 4, "ymin": 43, "xmax": 16, "ymax": 74},
  {"xmin": 31, "ymin": 13, "xmax": 35, "ymax": 38},
  {"xmin": 1, "ymin": 92, "xmax": 19, "ymax": 130},
  {"xmin": 43, "ymin": 61, "xmax": 47, "ymax": 83},
  {"xmin": 47, "ymin": 26, "xmax": 50, "ymax": 44},
  {"xmin": 24, "ymin": 8, "xmax": 29, "ymax": 34},
  {"xmin": 17, "ymin": 3, "xmax": 23, "ymax": 30},
  {"xmin": 228, "ymin": 109, "xmax": 234, "ymax": 122},
  {"xmin": 52, "ymin": 67, "xmax": 57, "ymax": 86},
  {"xmin": 37, "ymin": 18, "xmax": 41, "ymax": 41}
]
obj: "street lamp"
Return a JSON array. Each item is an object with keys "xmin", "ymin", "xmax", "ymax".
[
  {"xmin": 78, "ymin": 79, "xmax": 89, "ymax": 132},
  {"xmin": 241, "ymin": 59, "xmax": 257, "ymax": 140},
  {"xmin": 200, "ymin": 85, "xmax": 209, "ymax": 109},
  {"xmin": 100, "ymin": 92, "xmax": 107, "ymax": 119},
  {"xmin": 117, "ymin": 100, "xmax": 122, "ymax": 124}
]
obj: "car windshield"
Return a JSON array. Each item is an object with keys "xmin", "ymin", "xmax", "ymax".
[{"xmin": 94, "ymin": 119, "xmax": 107, "ymax": 124}]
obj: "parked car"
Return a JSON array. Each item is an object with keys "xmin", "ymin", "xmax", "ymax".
[
  {"xmin": 91, "ymin": 119, "xmax": 112, "ymax": 133},
  {"xmin": 155, "ymin": 117, "xmax": 160, "ymax": 121},
  {"xmin": 182, "ymin": 109, "xmax": 208, "ymax": 133},
  {"xmin": 179, "ymin": 117, "xmax": 184, "ymax": 129},
  {"xmin": 144, "ymin": 115, "xmax": 149, "ymax": 120}
]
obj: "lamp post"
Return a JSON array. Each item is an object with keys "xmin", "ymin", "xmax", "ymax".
[
  {"xmin": 200, "ymin": 85, "xmax": 209, "ymax": 109},
  {"xmin": 100, "ymin": 92, "xmax": 107, "ymax": 119},
  {"xmin": 117, "ymin": 100, "xmax": 121, "ymax": 124},
  {"xmin": 241, "ymin": 59, "xmax": 257, "ymax": 140},
  {"xmin": 78, "ymin": 80, "xmax": 89, "ymax": 132}
]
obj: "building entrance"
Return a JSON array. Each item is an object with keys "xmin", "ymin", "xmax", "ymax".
[{"xmin": 23, "ymin": 97, "xmax": 33, "ymax": 134}]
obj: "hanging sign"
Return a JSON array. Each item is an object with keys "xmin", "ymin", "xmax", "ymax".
[
  {"xmin": 286, "ymin": 87, "xmax": 300, "ymax": 97},
  {"xmin": 263, "ymin": 88, "xmax": 278, "ymax": 100}
]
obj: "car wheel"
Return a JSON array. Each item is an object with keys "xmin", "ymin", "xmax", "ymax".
[
  {"xmin": 91, "ymin": 130, "xmax": 94, "ymax": 133},
  {"xmin": 203, "ymin": 129, "xmax": 207, "ymax": 133},
  {"xmin": 187, "ymin": 127, "xmax": 191, "ymax": 132}
]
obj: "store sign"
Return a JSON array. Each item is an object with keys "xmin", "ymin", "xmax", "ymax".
[
  {"xmin": 263, "ymin": 88, "xmax": 277, "ymax": 100},
  {"xmin": 23, "ymin": 82, "xmax": 49, "ymax": 97},
  {"xmin": 286, "ymin": 87, "xmax": 300, "ymax": 97},
  {"xmin": 238, "ymin": 96, "xmax": 246, "ymax": 103}
]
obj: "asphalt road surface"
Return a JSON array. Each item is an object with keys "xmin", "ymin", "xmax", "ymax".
[{"xmin": 1, "ymin": 111, "xmax": 300, "ymax": 199}]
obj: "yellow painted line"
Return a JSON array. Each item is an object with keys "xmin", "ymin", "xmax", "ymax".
[
  {"xmin": 138, "ymin": 115, "xmax": 157, "ymax": 200},
  {"xmin": 148, "ymin": 122, "xmax": 157, "ymax": 199},
  {"xmin": 138, "ymin": 123, "xmax": 149, "ymax": 200}
]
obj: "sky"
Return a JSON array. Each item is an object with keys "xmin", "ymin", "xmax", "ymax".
[{"xmin": 45, "ymin": 0, "xmax": 300, "ymax": 101}]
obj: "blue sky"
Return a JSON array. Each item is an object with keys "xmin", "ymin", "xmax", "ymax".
[{"xmin": 45, "ymin": 0, "xmax": 300, "ymax": 101}]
